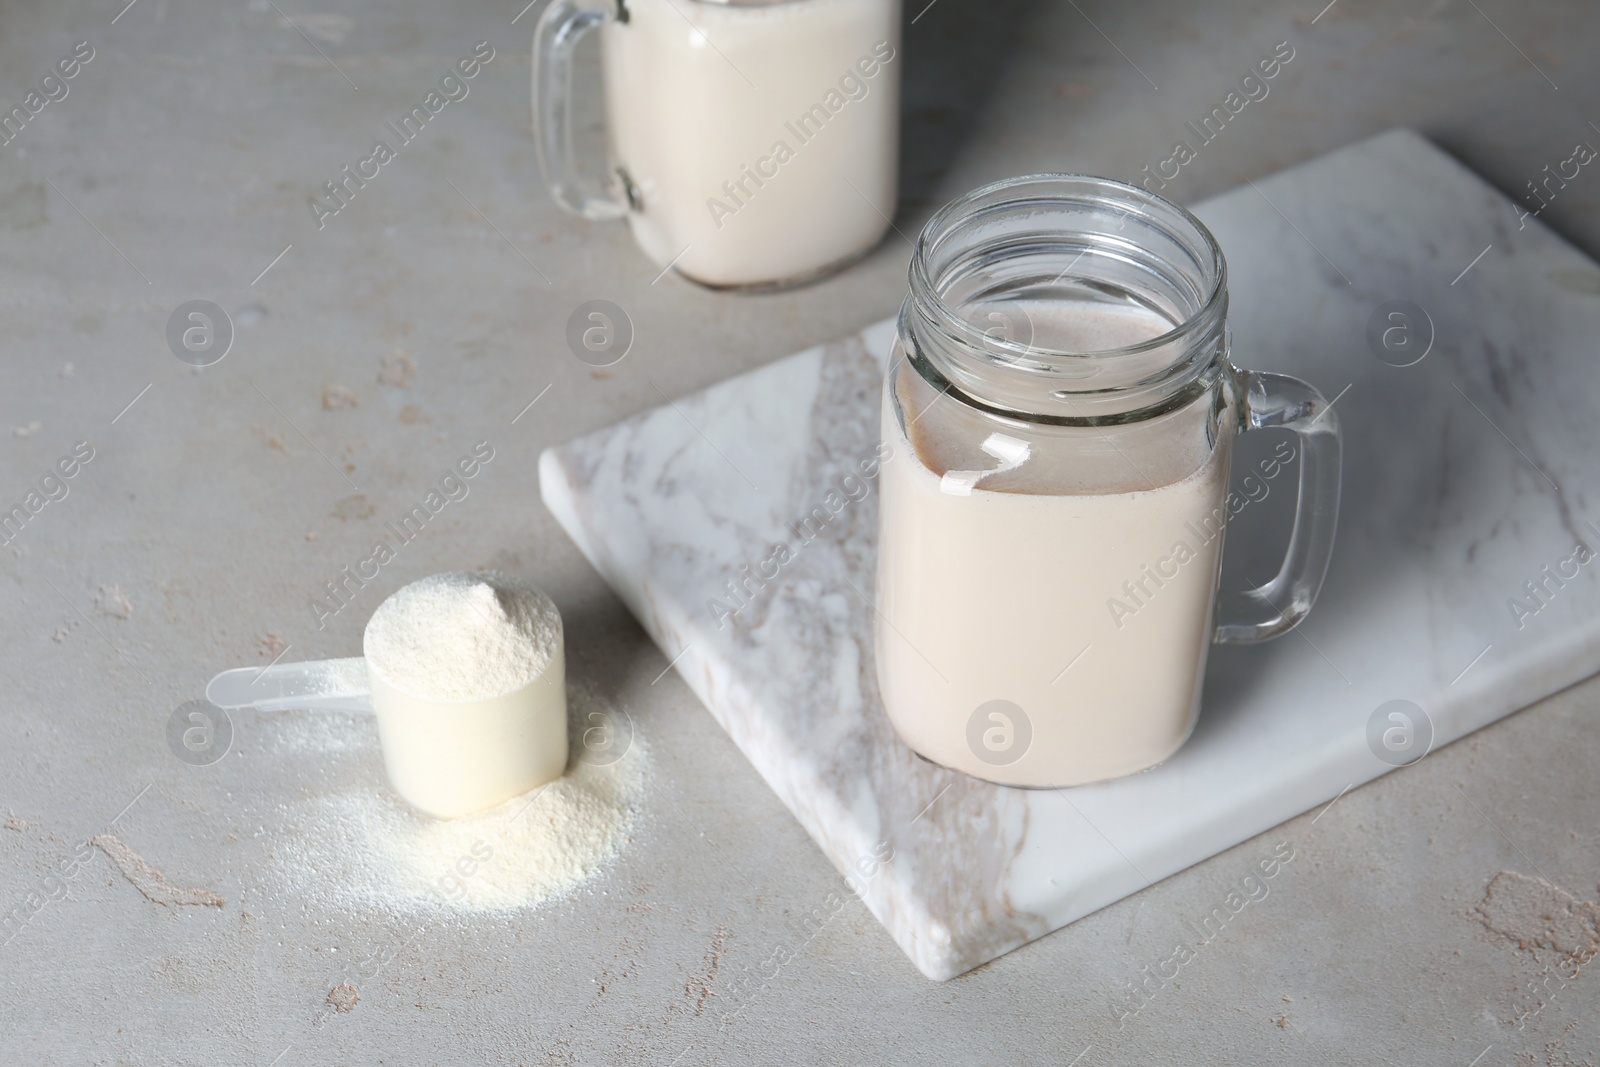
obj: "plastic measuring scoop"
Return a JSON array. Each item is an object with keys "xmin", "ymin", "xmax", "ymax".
[
  {"xmin": 207, "ymin": 658, "xmax": 374, "ymax": 715},
  {"xmin": 206, "ymin": 649, "xmax": 567, "ymax": 820}
]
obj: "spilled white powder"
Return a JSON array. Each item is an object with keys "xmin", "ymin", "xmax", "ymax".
[
  {"xmin": 363, "ymin": 571, "xmax": 561, "ymax": 701},
  {"xmin": 261, "ymin": 679, "xmax": 645, "ymax": 912}
]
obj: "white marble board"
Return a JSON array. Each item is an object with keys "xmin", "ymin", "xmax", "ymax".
[{"xmin": 539, "ymin": 129, "xmax": 1600, "ymax": 980}]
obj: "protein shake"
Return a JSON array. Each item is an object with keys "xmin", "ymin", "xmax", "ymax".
[
  {"xmin": 874, "ymin": 302, "xmax": 1234, "ymax": 787},
  {"xmin": 598, "ymin": 0, "xmax": 901, "ymax": 286}
]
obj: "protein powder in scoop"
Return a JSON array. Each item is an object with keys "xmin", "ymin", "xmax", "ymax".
[{"xmin": 363, "ymin": 572, "xmax": 567, "ymax": 818}]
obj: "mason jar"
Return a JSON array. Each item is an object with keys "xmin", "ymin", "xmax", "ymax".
[
  {"xmin": 534, "ymin": 0, "xmax": 901, "ymax": 289},
  {"xmin": 874, "ymin": 175, "xmax": 1343, "ymax": 788}
]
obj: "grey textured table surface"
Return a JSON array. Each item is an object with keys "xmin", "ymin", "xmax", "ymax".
[{"xmin": 2, "ymin": 1, "xmax": 1598, "ymax": 1064}]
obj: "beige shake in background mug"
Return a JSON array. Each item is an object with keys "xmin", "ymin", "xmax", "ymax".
[
  {"xmin": 874, "ymin": 175, "xmax": 1344, "ymax": 788},
  {"xmin": 533, "ymin": 0, "xmax": 901, "ymax": 289}
]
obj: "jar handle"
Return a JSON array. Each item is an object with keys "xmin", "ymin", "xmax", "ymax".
[
  {"xmin": 532, "ymin": 0, "xmax": 630, "ymax": 221},
  {"xmin": 1213, "ymin": 369, "xmax": 1343, "ymax": 644}
]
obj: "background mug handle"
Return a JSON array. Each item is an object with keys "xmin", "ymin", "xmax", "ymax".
[{"xmin": 533, "ymin": 0, "xmax": 631, "ymax": 220}]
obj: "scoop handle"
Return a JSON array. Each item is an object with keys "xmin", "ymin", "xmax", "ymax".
[{"xmin": 206, "ymin": 657, "xmax": 374, "ymax": 714}]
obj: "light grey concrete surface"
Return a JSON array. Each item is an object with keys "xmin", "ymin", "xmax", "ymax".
[{"xmin": 1, "ymin": 1, "xmax": 1597, "ymax": 1064}]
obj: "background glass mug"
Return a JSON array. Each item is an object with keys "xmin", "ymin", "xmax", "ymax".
[
  {"xmin": 533, "ymin": 0, "xmax": 901, "ymax": 289},
  {"xmin": 874, "ymin": 175, "xmax": 1343, "ymax": 789}
]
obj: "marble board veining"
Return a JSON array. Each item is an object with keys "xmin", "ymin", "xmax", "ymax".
[{"xmin": 540, "ymin": 130, "xmax": 1600, "ymax": 980}]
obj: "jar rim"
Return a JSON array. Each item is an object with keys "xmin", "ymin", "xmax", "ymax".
[{"xmin": 908, "ymin": 173, "xmax": 1227, "ymax": 366}]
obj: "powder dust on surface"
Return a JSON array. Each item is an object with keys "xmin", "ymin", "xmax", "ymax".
[{"xmin": 255, "ymin": 676, "xmax": 646, "ymax": 914}]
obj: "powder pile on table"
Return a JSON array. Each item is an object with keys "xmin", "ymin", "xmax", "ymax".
[{"xmin": 263, "ymin": 678, "xmax": 645, "ymax": 912}]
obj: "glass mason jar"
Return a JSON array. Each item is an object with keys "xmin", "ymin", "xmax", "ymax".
[
  {"xmin": 533, "ymin": 0, "xmax": 901, "ymax": 289},
  {"xmin": 874, "ymin": 175, "xmax": 1342, "ymax": 788}
]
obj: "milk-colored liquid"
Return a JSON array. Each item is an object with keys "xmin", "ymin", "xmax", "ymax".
[
  {"xmin": 874, "ymin": 303, "xmax": 1233, "ymax": 787},
  {"xmin": 601, "ymin": 0, "xmax": 900, "ymax": 287}
]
